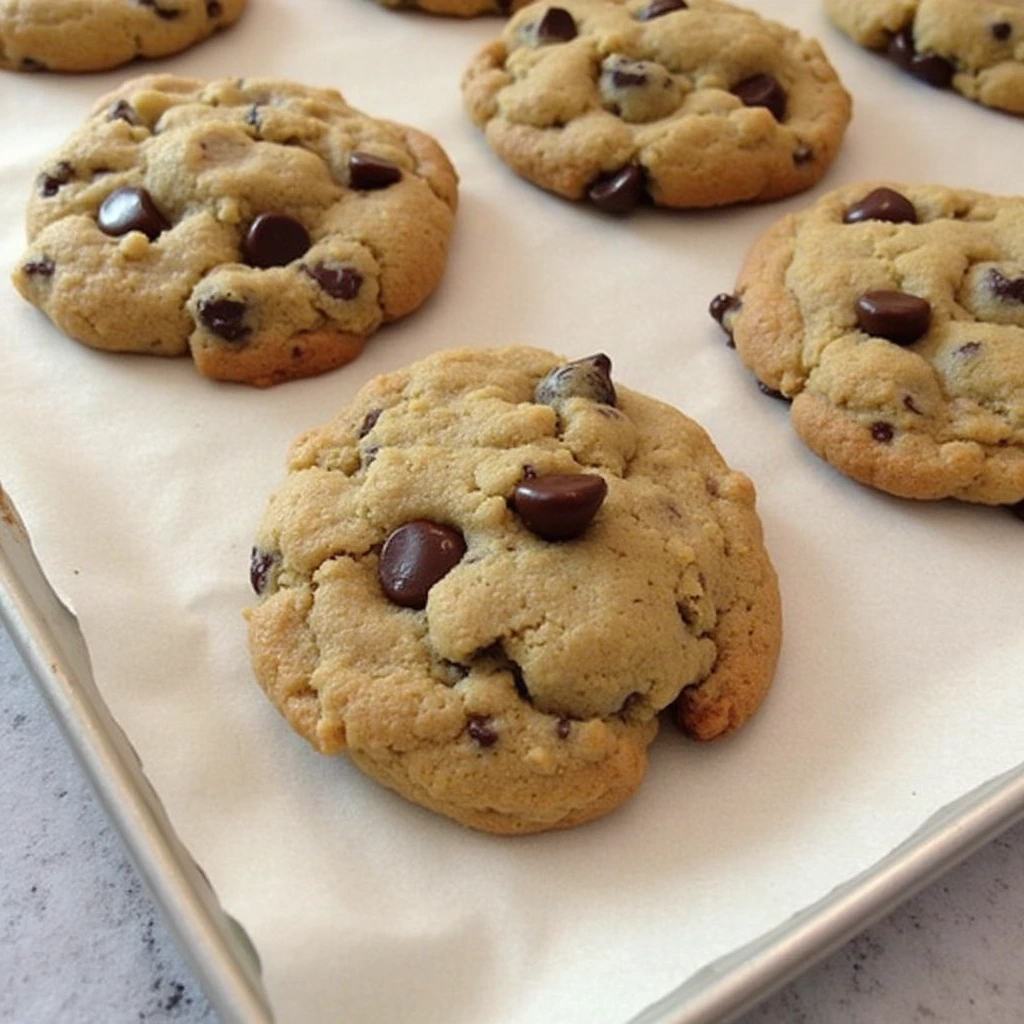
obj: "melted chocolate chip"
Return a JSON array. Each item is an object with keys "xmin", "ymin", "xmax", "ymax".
[
  {"xmin": 303, "ymin": 262, "xmax": 363, "ymax": 300},
  {"xmin": 536, "ymin": 6, "xmax": 577, "ymax": 42},
  {"xmin": 757, "ymin": 381, "xmax": 790, "ymax": 402},
  {"xmin": 611, "ymin": 66, "xmax": 648, "ymax": 88},
  {"xmin": 535, "ymin": 353, "xmax": 616, "ymax": 407},
  {"xmin": 249, "ymin": 548, "xmax": 279, "ymax": 595},
  {"xmin": 198, "ymin": 298, "xmax": 249, "ymax": 342},
  {"xmin": 855, "ymin": 290, "xmax": 931, "ymax": 346},
  {"xmin": 844, "ymin": 187, "xmax": 918, "ymax": 225},
  {"xmin": 587, "ymin": 163, "xmax": 646, "ymax": 214},
  {"xmin": 988, "ymin": 268, "xmax": 1024, "ymax": 303},
  {"xmin": 732, "ymin": 74, "xmax": 787, "ymax": 121},
  {"xmin": 243, "ymin": 213, "xmax": 310, "ymax": 268},
  {"xmin": 635, "ymin": 0, "xmax": 687, "ymax": 19},
  {"xmin": 992, "ymin": 21, "xmax": 1012, "ymax": 42},
  {"xmin": 871, "ymin": 421, "xmax": 895, "ymax": 443},
  {"xmin": 207, "ymin": 0, "xmax": 223, "ymax": 14},
  {"xmin": 378, "ymin": 521, "xmax": 467, "ymax": 609},
  {"xmin": 359, "ymin": 408, "xmax": 381, "ymax": 438},
  {"xmin": 39, "ymin": 161, "xmax": 73, "ymax": 198},
  {"xmin": 888, "ymin": 28, "xmax": 954, "ymax": 88},
  {"xmin": 348, "ymin": 152, "xmax": 403, "ymax": 190},
  {"xmin": 22, "ymin": 256, "xmax": 55, "ymax": 278},
  {"xmin": 793, "ymin": 144, "xmax": 813, "ymax": 165},
  {"xmin": 108, "ymin": 100, "xmax": 141, "ymax": 125},
  {"xmin": 466, "ymin": 715, "xmax": 498, "ymax": 747},
  {"xmin": 97, "ymin": 186, "xmax": 169, "ymax": 241},
  {"xmin": 512, "ymin": 473, "xmax": 607, "ymax": 541},
  {"xmin": 709, "ymin": 292, "xmax": 741, "ymax": 329}
]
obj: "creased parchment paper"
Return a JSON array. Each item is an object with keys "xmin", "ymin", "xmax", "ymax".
[{"xmin": 1, "ymin": 2, "xmax": 1022, "ymax": 1021}]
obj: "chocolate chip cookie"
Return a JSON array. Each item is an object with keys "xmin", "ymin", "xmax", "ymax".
[
  {"xmin": 461, "ymin": 0, "xmax": 852, "ymax": 212},
  {"xmin": 826, "ymin": 0, "xmax": 1024, "ymax": 114},
  {"xmin": 12, "ymin": 75, "xmax": 458, "ymax": 387},
  {"xmin": 712, "ymin": 182, "xmax": 1024, "ymax": 505},
  {"xmin": 373, "ymin": 0, "xmax": 531, "ymax": 18},
  {"xmin": 0, "ymin": 0, "xmax": 245, "ymax": 73},
  {"xmin": 245, "ymin": 347, "xmax": 781, "ymax": 834}
]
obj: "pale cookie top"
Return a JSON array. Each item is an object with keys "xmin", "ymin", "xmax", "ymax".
[
  {"xmin": 462, "ymin": 0, "xmax": 852, "ymax": 212},
  {"xmin": 0, "ymin": 0, "xmax": 245, "ymax": 73},
  {"xmin": 826, "ymin": 0, "xmax": 1024, "ymax": 114},
  {"xmin": 245, "ymin": 347, "xmax": 781, "ymax": 834},
  {"xmin": 712, "ymin": 182, "xmax": 1024, "ymax": 506},
  {"xmin": 12, "ymin": 76, "xmax": 458, "ymax": 387}
]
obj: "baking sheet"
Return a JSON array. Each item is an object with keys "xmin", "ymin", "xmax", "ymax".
[{"xmin": 1, "ymin": 2, "xmax": 1023, "ymax": 1023}]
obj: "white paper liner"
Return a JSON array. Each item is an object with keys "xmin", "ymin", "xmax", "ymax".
[{"xmin": 1, "ymin": 2, "xmax": 1022, "ymax": 1021}]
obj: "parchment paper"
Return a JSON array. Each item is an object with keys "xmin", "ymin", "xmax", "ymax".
[{"xmin": 1, "ymin": 2, "xmax": 1022, "ymax": 1021}]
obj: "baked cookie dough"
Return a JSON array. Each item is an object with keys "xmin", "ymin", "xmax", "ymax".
[
  {"xmin": 825, "ymin": 0, "xmax": 1024, "ymax": 115},
  {"xmin": 0, "ymin": 0, "xmax": 245, "ymax": 73},
  {"xmin": 12, "ymin": 75, "xmax": 458, "ymax": 387},
  {"xmin": 373, "ymin": 0, "xmax": 531, "ymax": 19},
  {"xmin": 245, "ymin": 347, "xmax": 781, "ymax": 834},
  {"xmin": 462, "ymin": 0, "xmax": 852, "ymax": 212},
  {"xmin": 711, "ymin": 182, "xmax": 1024, "ymax": 505}
]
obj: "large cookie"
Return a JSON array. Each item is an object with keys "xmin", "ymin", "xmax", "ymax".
[
  {"xmin": 0, "ymin": 0, "xmax": 245, "ymax": 73},
  {"xmin": 462, "ymin": 0, "xmax": 852, "ymax": 212},
  {"xmin": 12, "ymin": 75, "xmax": 458, "ymax": 387},
  {"xmin": 825, "ymin": 0, "xmax": 1024, "ymax": 115},
  {"xmin": 711, "ymin": 182, "xmax": 1024, "ymax": 506},
  {"xmin": 245, "ymin": 347, "xmax": 781, "ymax": 834}
]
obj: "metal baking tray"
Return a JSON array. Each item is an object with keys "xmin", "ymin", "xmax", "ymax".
[{"xmin": 3, "ymin": 479, "xmax": 1023, "ymax": 1024}]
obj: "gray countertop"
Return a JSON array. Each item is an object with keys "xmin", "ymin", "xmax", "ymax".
[{"xmin": 2, "ymin": 621, "xmax": 1023, "ymax": 1024}]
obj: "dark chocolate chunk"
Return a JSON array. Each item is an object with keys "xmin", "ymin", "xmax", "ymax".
[
  {"xmin": 793, "ymin": 144, "xmax": 813, "ymax": 165},
  {"xmin": 635, "ymin": 0, "xmax": 687, "ymax": 20},
  {"xmin": 303, "ymin": 262, "xmax": 363, "ymax": 300},
  {"xmin": 243, "ymin": 213, "xmax": 311, "ymax": 268},
  {"xmin": 556, "ymin": 717, "xmax": 572, "ymax": 739},
  {"xmin": 207, "ymin": 0, "xmax": 223, "ymax": 14},
  {"xmin": 244, "ymin": 105, "xmax": 262, "ymax": 131},
  {"xmin": 709, "ymin": 292, "xmax": 741, "ymax": 328},
  {"xmin": 757, "ymin": 381, "xmax": 791, "ymax": 402},
  {"xmin": 855, "ymin": 290, "xmax": 932, "ymax": 346},
  {"xmin": 108, "ymin": 100, "xmax": 141, "ymax": 125},
  {"xmin": 198, "ymin": 298, "xmax": 249, "ymax": 342},
  {"xmin": 903, "ymin": 394, "xmax": 923, "ymax": 415},
  {"xmin": 956, "ymin": 341, "xmax": 982, "ymax": 358},
  {"xmin": 732, "ymin": 73, "xmax": 787, "ymax": 121},
  {"xmin": 22, "ymin": 256, "xmax": 55, "ymax": 278},
  {"xmin": 871, "ymin": 421, "xmax": 895, "ymax": 443},
  {"xmin": 378, "ymin": 521, "xmax": 467, "ymax": 609},
  {"xmin": 466, "ymin": 715, "xmax": 498, "ymax": 747},
  {"xmin": 610, "ymin": 65, "xmax": 648, "ymax": 88},
  {"xmin": 888, "ymin": 28, "xmax": 954, "ymax": 88},
  {"xmin": 512, "ymin": 473, "xmax": 607, "ymax": 541},
  {"xmin": 137, "ymin": 0, "xmax": 182, "ymax": 18},
  {"xmin": 987, "ymin": 268, "xmax": 1024, "ymax": 303},
  {"xmin": 97, "ymin": 186, "xmax": 169, "ymax": 241},
  {"xmin": 358, "ymin": 408, "xmax": 381, "ymax": 438},
  {"xmin": 536, "ymin": 6, "xmax": 577, "ymax": 43},
  {"xmin": 844, "ymin": 187, "xmax": 918, "ymax": 225},
  {"xmin": 587, "ymin": 163, "xmax": 646, "ymax": 214},
  {"xmin": 249, "ymin": 548, "xmax": 279, "ymax": 595},
  {"xmin": 991, "ymin": 21, "xmax": 1012, "ymax": 41},
  {"xmin": 39, "ymin": 161, "xmax": 73, "ymax": 198},
  {"xmin": 535, "ymin": 353, "xmax": 616, "ymax": 407},
  {"xmin": 348, "ymin": 152, "xmax": 403, "ymax": 190}
]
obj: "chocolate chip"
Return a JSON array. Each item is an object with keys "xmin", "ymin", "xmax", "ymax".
[
  {"xmin": 757, "ymin": 381, "xmax": 790, "ymax": 402},
  {"xmin": 793, "ymin": 144, "xmax": 813, "ymax": 165},
  {"xmin": 137, "ymin": 0, "xmax": 181, "ymax": 19},
  {"xmin": 249, "ymin": 548, "xmax": 279, "ymax": 595},
  {"xmin": 39, "ymin": 161, "xmax": 73, "ymax": 197},
  {"xmin": 378, "ymin": 521, "xmax": 467, "ymax": 609},
  {"xmin": 512, "ymin": 473, "xmax": 607, "ymax": 541},
  {"xmin": 243, "ymin": 213, "xmax": 310, "ymax": 268},
  {"xmin": 556, "ymin": 717, "xmax": 572, "ymax": 739},
  {"xmin": 992, "ymin": 22, "xmax": 1012, "ymax": 41},
  {"xmin": 207, "ymin": 0, "xmax": 223, "ymax": 14},
  {"xmin": 587, "ymin": 163, "xmax": 646, "ymax": 214},
  {"xmin": 709, "ymin": 292, "xmax": 741, "ymax": 330},
  {"xmin": 871, "ymin": 421, "xmax": 895, "ymax": 443},
  {"xmin": 22, "ymin": 256, "xmax": 55, "ymax": 278},
  {"xmin": 844, "ymin": 187, "xmax": 918, "ymax": 225},
  {"xmin": 358, "ymin": 408, "xmax": 381, "ymax": 438},
  {"xmin": 903, "ymin": 394, "xmax": 923, "ymax": 414},
  {"xmin": 466, "ymin": 715, "xmax": 498, "ymax": 747},
  {"xmin": 20, "ymin": 57, "xmax": 46, "ymax": 71},
  {"xmin": 635, "ymin": 0, "xmax": 687, "ymax": 19},
  {"xmin": 855, "ymin": 290, "xmax": 931, "ymax": 346},
  {"xmin": 198, "ymin": 298, "xmax": 249, "ymax": 342},
  {"xmin": 888, "ymin": 28, "xmax": 954, "ymax": 88},
  {"xmin": 987, "ymin": 268, "xmax": 1024, "ymax": 303},
  {"xmin": 535, "ymin": 353, "xmax": 617, "ymax": 407},
  {"xmin": 956, "ymin": 340, "xmax": 982, "ymax": 358},
  {"xmin": 108, "ymin": 100, "xmax": 141, "ymax": 125},
  {"xmin": 244, "ymin": 105, "xmax": 262, "ymax": 131},
  {"xmin": 303, "ymin": 262, "xmax": 363, "ymax": 300},
  {"xmin": 348, "ymin": 152, "xmax": 403, "ymax": 190},
  {"xmin": 97, "ymin": 186, "xmax": 169, "ymax": 241},
  {"xmin": 732, "ymin": 74, "xmax": 787, "ymax": 121},
  {"xmin": 536, "ymin": 7, "xmax": 577, "ymax": 43},
  {"xmin": 610, "ymin": 65, "xmax": 648, "ymax": 88}
]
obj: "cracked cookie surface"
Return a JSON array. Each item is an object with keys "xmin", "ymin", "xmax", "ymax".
[
  {"xmin": 826, "ymin": 0, "xmax": 1024, "ymax": 114},
  {"xmin": 712, "ymin": 182, "xmax": 1024, "ymax": 505},
  {"xmin": 461, "ymin": 0, "xmax": 852, "ymax": 212},
  {"xmin": 12, "ymin": 75, "xmax": 458, "ymax": 387},
  {"xmin": 0, "ymin": 0, "xmax": 245, "ymax": 73},
  {"xmin": 244, "ymin": 346, "xmax": 781, "ymax": 834}
]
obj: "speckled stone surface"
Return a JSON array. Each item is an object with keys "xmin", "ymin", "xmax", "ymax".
[{"xmin": 2, "ymin": 620, "xmax": 1023, "ymax": 1023}]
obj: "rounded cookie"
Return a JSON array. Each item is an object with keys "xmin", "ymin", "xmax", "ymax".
[
  {"xmin": 461, "ymin": 0, "xmax": 852, "ymax": 212},
  {"xmin": 373, "ymin": 0, "xmax": 532, "ymax": 19},
  {"xmin": 0, "ymin": 0, "xmax": 245, "ymax": 73},
  {"xmin": 825, "ymin": 0, "xmax": 1024, "ymax": 115},
  {"xmin": 245, "ymin": 347, "xmax": 781, "ymax": 834},
  {"xmin": 711, "ymin": 182, "xmax": 1024, "ymax": 506},
  {"xmin": 12, "ymin": 75, "xmax": 459, "ymax": 387}
]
